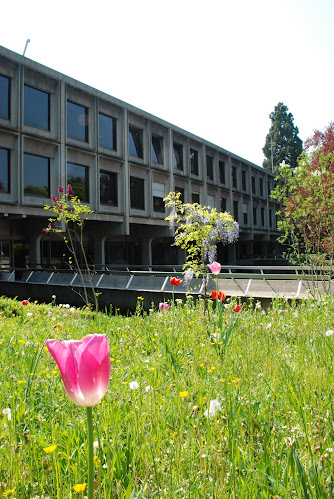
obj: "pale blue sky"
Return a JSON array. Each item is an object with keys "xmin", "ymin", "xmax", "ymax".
[{"xmin": 2, "ymin": 0, "xmax": 334, "ymax": 166}]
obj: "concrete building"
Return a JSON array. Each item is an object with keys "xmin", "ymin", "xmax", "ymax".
[{"xmin": 0, "ymin": 45, "xmax": 280, "ymax": 270}]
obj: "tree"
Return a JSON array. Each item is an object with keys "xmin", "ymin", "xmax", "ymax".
[
  {"xmin": 263, "ymin": 102, "xmax": 303, "ymax": 171},
  {"xmin": 271, "ymin": 123, "xmax": 334, "ymax": 295}
]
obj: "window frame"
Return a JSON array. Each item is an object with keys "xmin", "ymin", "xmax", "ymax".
[{"xmin": 24, "ymin": 84, "xmax": 50, "ymax": 131}]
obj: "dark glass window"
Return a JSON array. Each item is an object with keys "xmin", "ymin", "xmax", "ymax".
[
  {"xmin": 130, "ymin": 176, "xmax": 145, "ymax": 210},
  {"xmin": 24, "ymin": 85, "xmax": 50, "ymax": 130},
  {"xmin": 242, "ymin": 170, "xmax": 247, "ymax": 191},
  {"xmin": 268, "ymin": 181, "xmax": 271, "ymax": 196},
  {"xmin": 252, "ymin": 175, "xmax": 256, "ymax": 194},
  {"xmin": 173, "ymin": 143, "xmax": 183, "ymax": 171},
  {"xmin": 243, "ymin": 206, "xmax": 248, "ymax": 225},
  {"xmin": 206, "ymin": 155, "xmax": 213, "ymax": 180},
  {"xmin": 152, "ymin": 135, "xmax": 163, "ymax": 164},
  {"xmin": 259, "ymin": 178, "xmax": 264, "ymax": 197},
  {"xmin": 219, "ymin": 161, "xmax": 225, "ymax": 184},
  {"xmin": 152, "ymin": 182, "xmax": 165, "ymax": 212},
  {"xmin": 0, "ymin": 148, "xmax": 10, "ymax": 193},
  {"xmin": 261, "ymin": 207, "xmax": 265, "ymax": 226},
  {"xmin": 233, "ymin": 200, "xmax": 238, "ymax": 219},
  {"xmin": 129, "ymin": 126, "xmax": 143, "ymax": 158},
  {"xmin": 175, "ymin": 186, "xmax": 184, "ymax": 202},
  {"xmin": 67, "ymin": 162, "xmax": 89, "ymax": 202},
  {"xmin": 24, "ymin": 153, "xmax": 50, "ymax": 198},
  {"xmin": 232, "ymin": 167, "xmax": 237, "ymax": 188},
  {"xmin": 190, "ymin": 149, "xmax": 199, "ymax": 176},
  {"xmin": 192, "ymin": 192, "xmax": 200, "ymax": 204},
  {"xmin": 99, "ymin": 113, "xmax": 116, "ymax": 150},
  {"xmin": 269, "ymin": 209, "xmax": 272, "ymax": 227},
  {"xmin": 221, "ymin": 197, "xmax": 226, "ymax": 212},
  {"xmin": 100, "ymin": 170, "xmax": 118, "ymax": 206},
  {"xmin": 253, "ymin": 206, "xmax": 257, "ymax": 225},
  {"xmin": 67, "ymin": 101, "xmax": 88, "ymax": 142},
  {"xmin": 0, "ymin": 75, "xmax": 10, "ymax": 119}
]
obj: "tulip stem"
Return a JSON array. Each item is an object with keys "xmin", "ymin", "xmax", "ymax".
[{"xmin": 86, "ymin": 406, "xmax": 94, "ymax": 499}]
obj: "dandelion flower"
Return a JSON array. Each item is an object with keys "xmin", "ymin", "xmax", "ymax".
[
  {"xmin": 179, "ymin": 390, "xmax": 188, "ymax": 398},
  {"xmin": 326, "ymin": 330, "xmax": 334, "ymax": 337},
  {"xmin": 3, "ymin": 408, "xmax": 11, "ymax": 421},
  {"xmin": 129, "ymin": 381, "xmax": 139, "ymax": 390},
  {"xmin": 43, "ymin": 444, "xmax": 57, "ymax": 454},
  {"xmin": 204, "ymin": 399, "xmax": 221, "ymax": 418},
  {"xmin": 73, "ymin": 483, "xmax": 86, "ymax": 492}
]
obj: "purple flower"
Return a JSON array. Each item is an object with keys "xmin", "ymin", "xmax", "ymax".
[
  {"xmin": 67, "ymin": 184, "xmax": 74, "ymax": 196},
  {"xmin": 51, "ymin": 195, "xmax": 58, "ymax": 204},
  {"xmin": 159, "ymin": 302, "xmax": 171, "ymax": 312},
  {"xmin": 58, "ymin": 185, "xmax": 64, "ymax": 194}
]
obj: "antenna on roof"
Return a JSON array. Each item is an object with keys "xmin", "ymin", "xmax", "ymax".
[{"xmin": 23, "ymin": 39, "xmax": 30, "ymax": 57}]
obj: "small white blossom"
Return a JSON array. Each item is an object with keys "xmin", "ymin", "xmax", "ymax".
[
  {"xmin": 145, "ymin": 385, "xmax": 153, "ymax": 392},
  {"xmin": 3, "ymin": 408, "xmax": 11, "ymax": 420},
  {"xmin": 129, "ymin": 381, "xmax": 139, "ymax": 390},
  {"xmin": 204, "ymin": 399, "xmax": 221, "ymax": 418},
  {"xmin": 27, "ymin": 312, "xmax": 33, "ymax": 317},
  {"xmin": 93, "ymin": 440, "xmax": 99, "ymax": 449},
  {"xmin": 326, "ymin": 330, "xmax": 334, "ymax": 337}
]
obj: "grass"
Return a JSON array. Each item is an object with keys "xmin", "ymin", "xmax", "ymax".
[{"xmin": 0, "ymin": 293, "xmax": 334, "ymax": 498}]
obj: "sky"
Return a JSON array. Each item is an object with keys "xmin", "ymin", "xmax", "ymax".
[{"xmin": 1, "ymin": 0, "xmax": 334, "ymax": 167}]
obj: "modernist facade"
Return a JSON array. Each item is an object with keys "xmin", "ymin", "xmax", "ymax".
[{"xmin": 0, "ymin": 45, "xmax": 280, "ymax": 269}]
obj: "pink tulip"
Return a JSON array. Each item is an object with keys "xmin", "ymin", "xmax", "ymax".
[
  {"xmin": 207, "ymin": 261, "xmax": 221, "ymax": 275},
  {"xmin": 159, "ymin": 302, "xmax": 171, "ymax": 311},
  {"xmin": 46, "ymin": 334, "xmax": 111, "ymax": 407}
]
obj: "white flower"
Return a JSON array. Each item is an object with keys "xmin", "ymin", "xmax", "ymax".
[
  {"xmin": 27, "ymin": 312, "xmax": 33, "ymax": 317},
  {"xmin": 3, "ymin": 408, "xmax": 11, "ymax": 420},
  {"xmin": 129, "ymin": 381, "xmax": 139, "ymax": 390},
  {"xmin": 145, "ymin": 385, "xmax": 153, "ymax": 392},
  {"xmin": 326, "ymin": 330, "xmax": 334, "ymax": 337},
  {"xmin": 52, "ymin": 295, "xmax": 56, "ymax": 299},
  {"xmin": 204, "ymin": 399, "xmax": 221, "ymax": 418},
  {"xmin": 93, "ymin": 440, "xmax": 99, "ymax": 449}
]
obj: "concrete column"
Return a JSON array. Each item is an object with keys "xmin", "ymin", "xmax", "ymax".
[
  {"xmin": 141, "ymin": 237, "xmax": 152, "ymax": 266},
  {"xmin": 123, "ymin": 108, "xmax": 130, "ymax": 235}
]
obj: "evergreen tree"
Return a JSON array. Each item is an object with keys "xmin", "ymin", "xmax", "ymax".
[{"xmin": 262, "ymin": 102, "xmax": 303, "ymax": 171}]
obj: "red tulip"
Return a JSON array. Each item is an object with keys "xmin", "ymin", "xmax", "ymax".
[
  {"xmin": 46, "ymin": 334, "xmax": 111, "ymax": 407},
  {"xmin": 211, "ymin": 291, "xmax": 226, "ymax": 301},
  {"xmin": 22, "ymin": 300, "xmax": 29, "ymax": 306},
  {"xmin": 233, "ymin": 304, "xmax": 241, "ymax": 313},
  {"xmin": 170, "ymin": 277, "xmax": 182, "ymax": 286}
]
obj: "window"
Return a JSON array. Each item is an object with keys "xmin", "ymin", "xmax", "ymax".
[
  {"xmin": 67, "ymin": 162, "xmax": 89, "ymax": 202},
  {"xmin": 269, "ymin": 209, "xmax": 272, "ymax": 227},
  {"xmin": 192, "ymin": 192, "xmax": 200, "ymax": 204},
  {"xmin": 129, "ymin": 126, "xmax": 143, "ymax": 159},
  {"xmin": 219, "ymin": 161, "xmax": 225, "ymax": 184},
  {"xmin": 207, "ymin": 195, "xmax": 215, "ymax": 208},
  {"xmin": 100, "ymin": 170, "xmax": 118, "ymax": 206},
  {"xmin": 173, "ymin": 143, "xmax": 183, "ymax": 171},
  {"xmin": 232, "ymin": 167, "xmax": 237, "ymax": 188},
  {"xmin": 261, "ymin": 207, "xmax": 265, "ymax": 226},
  {"xmin": 0, "ymin": 75, "xmax": 10, "ymax": 119},
  {"xmin": 99, "ymin": 113, "xmax": 116, "ymax": 150},
  {"xmin": 221, "ymin": 197, "xmax": 226, "ymax": 212},
  {"xmin": 267, "ymin": 181, "xmax": 271, "ymax": 196},
  {"xmin": 190, "ymin": 149, "xmax": 199, "ymax": 176},
  {"xmin": 175, "ymin": 186, "xmax": 184, "ymax": 202},
  {"xmin": 0, "ymin": 148, "xmax": 10, "ymax": 193},
  {"xmin": 24, "ymin": 153, "xmax": 50, "ymax": 198},
  {"xmin": 24, "ymin": 85, "xmax": 50, "ymax": 130},
  {"xmin": 243, "ymin": 204, "xmax": 248, "ymax": 225},
  {"xmin": 152, "ymin": 181, "xmax": 165, "ymax": 212},
  {"xmin": 259, "ymin": 178, "xmax": 264, "ymax": 197},
  {"xmin": 242, "ymin": 170, "xmax": 247, "ymax": 191},
  {"xmin": 252, "ymin": 175, "xmax": 256, "ymax": 195},
  {"xmin": 151, "ymin": 135, "xmax": 163, "ymax": 164},
  {"xmin": 233, "ymin": 200, "xmax": 238, "ymax": 220},
  {"xmin": 206, "ymin": 155, "xmax": 213, "ymax": 180},
  {"xmin": 67, "ymin": 101, "xmax": 88, "ymax": 142},
  {"xmin": 130, "ymin": 176, "xmax": 145, "ymax": 210},
  {"xmin": 253, "ymin": 206, "xmax": 257, "ymax": 225}
]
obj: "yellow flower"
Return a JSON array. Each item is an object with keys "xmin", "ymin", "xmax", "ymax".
[
  {"xmin": 18, "ymin": 339, "xmax": 25, "ymax": 344},
  {"xmin": 3, "ymin": 489, "xmax": 15, "ymax": 498},
  {"xmin": 207, "ymin": 369, "xmax": 212, "ymax": 374},
  {"xmin": 43, "ymin": 444, "xmax": 57, "ymax": 454},
  {"xmin": 52, "ymin": 370, "xmax": 58, "ymax": 375},
  {"xmin": 56, "ymin": 323, "xmax": 62, "ymax": 331},
  {"xmin": 203, "ymin": 397, "xmax": 207, "ymax": 402},
  {"xmin": 44, "ymin": 346, "xmax": 48, "ymax": 351},
  {"xmin": 110, "ymin": 358, "xmax": 115, "ymax": 362},
  {"xmin": 231, "ymin": 378, "xmax": 241, "ymax": 383},
  {"xmin": 151, "ymin": 338, "xmax": 156, "ymax": 342},
  {"xmin": 199, "ymin": 363, "xmax": 204, "ymax": 367},
  {"xmin": 18, "ymin": 380, "xmax": 25, "ymax": 384},
  {"xmin": 116, "ymin": 359, "xmax": 120, "ymax": 363},
  {"xmin": 137, "ymin": 296, "xmax": 144, "ymax": 301},
  {"xmin": 73, "ymin": 483, "xmax": 86, "ymax": 492},
  {"xmin": 221, "ymin": 378, "xmax": 226, "ymax": 382},
  {"xmin": 149, "ymin": 367, "xmax": 155, "ymax": 371},
  {"xmin": 211, "ymin": 366, "xmax": 216, "ymax": 370},
  {"xmin": 179, "ymin": 390, "xmax": 188, "ymax": 398},
  {"xmin": 188, "ymin": 321, "xmax": 194, "ymax": 325},
  {"xmin": 93, "ymin": 456, "xmax": 101, "ymax": 464}
]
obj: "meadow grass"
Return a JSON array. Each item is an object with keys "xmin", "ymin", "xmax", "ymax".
[{"xmin": 0, "ymin": 293, "xmax": 334, "ymax": 498}]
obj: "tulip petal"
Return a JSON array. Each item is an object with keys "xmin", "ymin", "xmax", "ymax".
[{"xmin": 78, "ymin": 349, "xmax": 111, "ymax": 406}]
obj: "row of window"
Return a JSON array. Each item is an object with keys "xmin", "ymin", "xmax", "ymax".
[
  {"xmin": 1, "ymin": 74, "xmax": 271, "ymax": 188},
  {"xmin": 232, "ymin": 166, "xmax": 271, "ymax": 196}
]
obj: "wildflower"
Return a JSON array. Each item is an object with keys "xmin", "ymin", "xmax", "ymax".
[
  {"xmin": 179, "ymin": 390, "xmax": 188, "ymax": 398},
  {"xmin": 57, "ymin": 185, "xmax": 64, "ymax": 193},
  {"xmin": 183, "ymin": 268, "xmax": 194, "ymax": 287},
  {"xmin": 27, "ymin": 312, "xmax": 33, "ymax": 317},
  {"xmin": 159, "ymin": 302, "xmax": 170, "ymax": 311},
  {"xmin": 129, "ymin": 381, "xmax": 139, "ymax": 390},
  {"xmin": 52, "ymin": 295, "xmax": 56, "ymax": 299},
  {"xmin": 67, "ymin": 184, "xmax": 74, "ymax": 196},
  {"xmin": 3, "ymin": 408, "xmax": 11, "ymax": 421},
  {"xmin": 204, "ymin": 399, "xmax": 221, "ymax": 418},
  {"xmin": 231, "ymin": 378, "xmax": 241, "ymax": 383},
  {"xmin": 51, "ymin": 195, "xmax": 58, "ymax": 204},
  {"xmin": 145, "ymin": 385, "xmax": 153, "ymax": 392},
  {"xmin": 93, "ymin": 440, "xmax": 99, "ymax": 449},
  {"xmin": 46, "ymin": 334, "xmax": 111, "ymax": 407},
  {"xmin": 170, "ymin": 277, "xmax": 182, "ymax": 286},
  {"xmin": 207, "ymin": 261, "xmax": 221, "ymax": 275},
  {"xmin": 326, "ymin": 330, "xmax": 334, "ymax": 337},
  {"xmin": 137, "ymin": 296, "xmax": 144, "ymax": 301},
  {"xmin": 43, "ymin": 444, "xmax": 57, "ymax": 453},
  {"xmin": 3, "ymin": 490, "xmax": 15, "ymax": 498},
  {"xmin": 233, "ymin": 304, "xmax": 241, "ymax": 313},
  {"xmin": 22, "ymin": 300, "xmax": 29, "ymax": 306},
  {"xmin": 73, "ymin": 483, "xmax": 86, "ymax": 492}
]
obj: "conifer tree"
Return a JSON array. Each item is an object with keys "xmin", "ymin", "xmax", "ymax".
[{"xmin": 263, "ymin": 102, "xmax": 303, "ymax": 171}]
